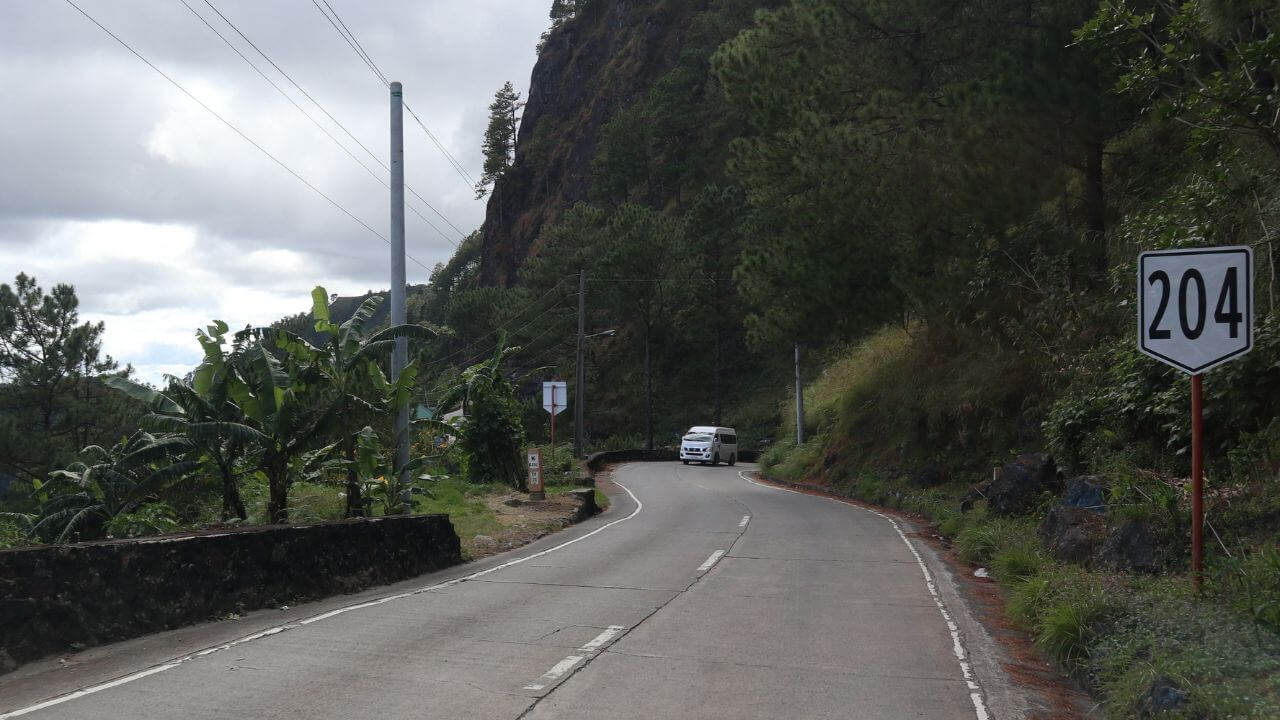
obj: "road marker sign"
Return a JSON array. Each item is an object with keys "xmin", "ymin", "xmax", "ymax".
[
  {"xmin": 1137, "ymin": 245, "xmax": 1254, "ymax": 593},
  {"xmin": 1138, "ymin": 246, "xmax": 1253, "ymax": 373},
  {"xmin": 543, "ymin": 381, "xmax": 568, "ymax": 454},
  {"xmin": 527, "ymin": 449, "xmax": 544, "ymax": 500}
]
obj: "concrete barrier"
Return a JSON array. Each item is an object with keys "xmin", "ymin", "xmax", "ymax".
[{"xmin": 0, "ymin": 514, "xmax": 461, "ymax": 673}]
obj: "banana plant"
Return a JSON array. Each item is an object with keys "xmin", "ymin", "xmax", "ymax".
[
  {"xmin": 106, "ymin": 321, "xmax": 265, "ymax": 521},
  {"xmin": 29, "ymin": 431, "xmax": 199, "ymax": 543},
  {"xmin": 232, "ymin": 287, "xmax": 435, "ymax": 522}
]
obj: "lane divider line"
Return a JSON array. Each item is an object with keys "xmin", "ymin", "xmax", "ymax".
[
  {"xmin": 578, "ymin": 625, "xmax": 626, "ymax": 653},
  {"xmin": 738, "ymin": 515, "xmax": 750, "ymax": 528},
  {"xmin": 522, "ymin": 655, "xmax": 584, "ymax": 691},
  {"xmin": 696, "ymin": 549, "xmax": 726, "ymax": 574},
  {"xmin": 523, "ymin": 624, "xmax": 627, "ymax": 692},
  {"xmin": 1, "ymin": 480, "xmax": 646, "ymax": 719},
  {"xmin": 738, "ymin": 471, "xmax": 990, "ymax": 720}
]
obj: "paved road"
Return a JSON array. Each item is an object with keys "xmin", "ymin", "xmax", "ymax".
[{"xmin": 1, "ymin": 463, "xmax": 1020, "ymax": 719}]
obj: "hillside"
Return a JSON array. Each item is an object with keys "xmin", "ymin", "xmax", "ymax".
[{"xmin": 451, "ymin": 0, "xmax": 1280, "ymax": 716}]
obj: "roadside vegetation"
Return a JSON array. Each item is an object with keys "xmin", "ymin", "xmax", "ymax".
[
  {"xmin": 760, "ymin": 326, "xmax": 1280, "ymax": 717},
  {"xmin": 0, "ymin": 276, "xmax": 598, "ymax": 551}
]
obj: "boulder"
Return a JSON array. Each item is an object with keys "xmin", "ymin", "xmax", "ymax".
[
  {"xmin": 911, "ymin": 460, "xmax": 948, "ymax": 488},
  {"xmin": 1040, "ymin": 505, "xmax": 1106, "ymax": 564},
  {"xmin": 1062, "ymin": 476, "xmax": 1108, "ymax": 513},
  {"xmin": 1102, "ymin": 520, "xmax": 1161, "ymax": 573},
  {"xmin": 986, "ymin": 453, "xmax": 1061, "ymax": 516},
  {"xmin": 1138, "ymin": 676, "xmax": 1188, "ymax": 717}
]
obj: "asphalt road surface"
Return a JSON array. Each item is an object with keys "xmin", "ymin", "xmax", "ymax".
[{"xmin": 0, "ymin": 463, "xmax": 1034, "ymax": 719}]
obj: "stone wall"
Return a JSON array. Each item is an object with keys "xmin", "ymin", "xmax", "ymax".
[{"xmin": 0, "ymin": 514, "xmax": 461, "ymax": 673}]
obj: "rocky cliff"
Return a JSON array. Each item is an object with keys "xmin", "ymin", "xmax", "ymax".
[{"xmin": 479, "ymin": 0, "xmax": 705, "ymax": 287}]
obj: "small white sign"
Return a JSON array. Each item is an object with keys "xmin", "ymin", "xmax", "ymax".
[
  {"xmin": 1138, "ymin": 246, "xmax": 1253, "ymax": 374},
  {"xmin": 527, "ymin": 449, "xmax": 543, "ymax": 492},
  {"xmin": 542, "ymin": 381, "xmax": 568, "ymax": 415}
]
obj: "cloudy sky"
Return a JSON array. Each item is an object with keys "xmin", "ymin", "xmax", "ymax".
[{"xmin": 1, "ymin": 0, "xmax": 547, "ymax": 385}]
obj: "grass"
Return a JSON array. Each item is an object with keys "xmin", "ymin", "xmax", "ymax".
[
  {"xmin": 753, "ymin": 319, "xmax": 1280, "ymax": 718},
  {"xmin": 415, "ymin": 477, "xmax": 504, "ymax": 549}
]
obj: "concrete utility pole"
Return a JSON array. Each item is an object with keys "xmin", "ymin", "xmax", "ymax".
[
  {"xmin": 574, "ymin": 270, "xmax": 585, "ymax": 458},
  {"xmin": 795, "ymin": 343, "xmax": 805, "ymax": 445},
  {"xmin": 390, "ymin": 81, "xmax": 410, "ymax": 509}
]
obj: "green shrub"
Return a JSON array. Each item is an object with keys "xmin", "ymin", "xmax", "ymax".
[
  {"xmin": 992, "ymin": 544, "xmax": 1046, "ymax": 584},
  {"xmin": 1008, "ymin": 575, "xmax": 1053, "ymax": 627},
  {"xmin": 935, "ymin": 511, "xmax": 964, "ymax": 539},
  {"xmin": 1036, "ymin": 591, "xmax": 1115, "ymax": 665},
  {"xmin": 104, "ymin": 503, "xmax": 180, "ymax": 539},
  {"xmin": 1209, "ymin": 545, "xmax": 1280, "ymax": 637},
  {"xmin": 0, "ymin": 514, "xmax": 34, "ymax": 549},
  {"xmin": 954, "ymin": 516, "xmax": 1034, "ymax": 566}
]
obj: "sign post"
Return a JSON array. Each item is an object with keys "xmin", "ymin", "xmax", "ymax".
[
  {"xmin": 1138, "ymin": 246, "xmax": 1253, "ymax": 592},
  {"xmin": 527, "ymin": 449, "xmax": 544, "ymax": 501},
  {"xmin": 543, "ymin": 381, "xmax": 568, "ymax": 454}
]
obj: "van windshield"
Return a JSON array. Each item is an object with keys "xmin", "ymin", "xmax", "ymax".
[{"xmin": 683, "ymin": 433, "xmax": 713, "ymax": 442}]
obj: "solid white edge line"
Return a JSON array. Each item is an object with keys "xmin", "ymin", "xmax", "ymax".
[
  {"xmin": 738, "ymin": 471, "xmax": 990, "ymax": 720},
  {"xmin": 1, "ymin": 479, "xmax": 646, "ymax": 719},
  {"xmin": 696, "ymin": 549, "xmax": 726, "ymax": 573}
]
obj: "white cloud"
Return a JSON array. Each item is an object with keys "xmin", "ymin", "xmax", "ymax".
[{"xmin": 0, "ymin": 0, "xmax": 550, "ymax": 385}]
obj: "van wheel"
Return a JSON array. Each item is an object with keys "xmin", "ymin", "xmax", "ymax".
[
  {"xmin": 729, "ymin": 454, "xmax": 737, "ymax": 466},
  {"xmin": 712, "ymin": 453, "xmax": 720, "ymax": 466}
]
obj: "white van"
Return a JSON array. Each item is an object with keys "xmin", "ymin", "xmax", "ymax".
[{"xmin": 679, "ymin": 426, "xmax": 738, "ymax": 466}]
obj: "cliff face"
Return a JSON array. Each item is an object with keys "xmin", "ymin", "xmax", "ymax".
[{"xmin": 478, "ymin": 1, "xmax": 698, "ymax": 287}]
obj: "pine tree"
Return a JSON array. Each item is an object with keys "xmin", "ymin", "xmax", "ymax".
[{"xmin": 475, "ymin": 82, "xmax": 523, "ymax": 199}]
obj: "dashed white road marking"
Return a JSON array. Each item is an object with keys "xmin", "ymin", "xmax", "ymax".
[
  {"xmin": 523, "ymin": 655, "xmax": 585, "ymax": 691},
  {"xmin": 738, "ymin": 515, "xmax": 750, "ymax": 528},
  {"xmin": 696, "ymin": 549, "xmax": 726, "ymax": 573},
  {"xmin": 522, "ymin": 623, "xmax": 628, "ymax": 692},
  {"xmin": 738, "ymin": 470, "xmax": 990, "ymax": 720},
  {"xmin": 579, "ymin": 625, "xmax": 626, "ymax": 653},
  {"xmin": 1, "ymin": 480, "xmax": 646, "ymax": 719}
]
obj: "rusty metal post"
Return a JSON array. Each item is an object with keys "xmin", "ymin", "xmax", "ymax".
[{"xmin": 1191, "ymin": 373, "xmax": 1204, "ymax": 593}]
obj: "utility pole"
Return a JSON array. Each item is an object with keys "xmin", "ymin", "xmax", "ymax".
[
  {"xmin": 390, "ymin": 81, "xmax": 410, "ymax": 511},
  {"xmin": 795, "ymin": 343, "xmax": 805, "ymax": 445},
  {"xmin": 574, "ymin": 270, "xmax": 585, "ymax": 458}
]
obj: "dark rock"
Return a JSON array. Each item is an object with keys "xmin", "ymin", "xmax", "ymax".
[
  {"xmin": 0, "ymin": 650, "xmax": 15, "ymax": 675},
  {"xmin": 911, "ymin": 460, "xmax": 948, "ymax": 488},
  {"xmin": 1102, "ymin": 520, "xmax": 1161, "ymax": 573},
  {"xmin": 1063, "ymin": 476, "xmax": 1108, "ymax": 513},
  {"xmin": 987, "ymin": 453, "xmax": 1061, "ymax": 516},
  {"xmin": 504, "ymin": 498, "xmax": 525, "ymax": 507},
  {"xmin": 1138, "ymin": 676, "xmax": 1188, "ymax": 717},
  {"xmin": 1040, "ymin": 506, "xmax": 1106, "ymax": 564},
  {"xmin": 0, "ymin": 598, "xmax": 35, "ymax": 627}
]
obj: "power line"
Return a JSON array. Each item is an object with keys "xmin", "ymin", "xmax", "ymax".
[
  {"xmin": 405, "ymin": 102, "xmax": 478, "ymax": 190},
  {"xmin": 62, "ymin": 0, "xmax": 433, "ymax": 271},
  {"xmin": 307, "ymin": 0, "xmax": 478, "ymax": 192},
  {"xmin": 191, "ymin": 0, "xmax": 466, "ymax": 246},
  {"xmin": 422, "ymin": 281, "xmax": 573, "ymax": 371}
]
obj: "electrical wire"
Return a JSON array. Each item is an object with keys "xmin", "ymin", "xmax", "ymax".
[
  {"xmin": 307, "ymin": 0, "xmax": 479, "ymax": 192},
  {"xmin": 60, "ymin": 0, "xmax": 431, "ymax": 266},
  {"xmin": 420, "ymin": 282, "xmax": 574, "ymax": 371},
  {"xmin": 192, "ymin": 0, "xmax": 466, "ymax": 246}
]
